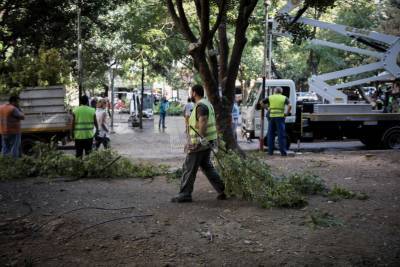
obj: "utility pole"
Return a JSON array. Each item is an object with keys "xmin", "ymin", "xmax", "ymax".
[
  {"xmin": 260, "ymin": 0, "xmax": 269, "ymax": 151},
  {"xmin": 77, "ymin": 1, "xmax": 83, "ymax": 104}
]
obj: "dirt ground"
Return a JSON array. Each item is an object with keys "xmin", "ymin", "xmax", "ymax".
[{"xmin": 1, "ymin": 148, "xmax": 400, "ymax": 266}]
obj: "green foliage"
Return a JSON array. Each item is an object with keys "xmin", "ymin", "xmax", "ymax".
[
  {"xmin": 286, "ymin": 172, "xmax": 326, "ymax": 195},
  {"xmin": 380, "ymin": 0, "xmax": 400, "ymax": 35},
  {"xmin": 327, "ymin": 184, "xmax": 369, "ymax": 201},
  {"xmin": 0, "ymin": 0, "xmax": 126, "ymax": 58},
  {"xmin": 167, "ymin": 102, "xmax": 184, "ymax": 116},
  {"xmin": 276, "ymin": 13, "xmax": 313, "ymax": 45},
  {"xmin": 0, "ymin": 143, "xmax": 168, "ymax": 180},
  {"xmin": 0, "ymin": 48, "xmax": 69, "ymax": 95},
  {"xmin": 304, "ymin": 0, "xmax": 336, "ymax": 13},
  {"xmin": 153, "ymin": 101, "xmax": 183, "ymax": 116},
  {"xmin": 328, "ymin": 184, "xmax": 356, "ymax": 200},
  {"xmin": 306, "ymin": 209, "xmax": 344, "ymax": 229},
  {"xmin": 328, "ymin": 184, "xmax": 368, "ymax": 201},
  {"xmin": 262, "ymin": 182, "xmax": 307, "ymax": 208},
  {"xmin": 0, "ymin": 156, "xmax": 35, "ymax": 180},
  {"xmin": 215, "ymin": 150, "xmax": 326, "ymax": 208},
  {"xmin": 166, "ymin": 167, "xmax": 183, "ymax": 183}
]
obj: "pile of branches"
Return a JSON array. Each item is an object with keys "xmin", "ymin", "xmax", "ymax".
[
  {"xmin": 215, "ymin": 150, "xmax": 327, "ymax": 208},
  {"xmin": 0, "ymin": 143, "xmax": 167, "ymax": 180}
]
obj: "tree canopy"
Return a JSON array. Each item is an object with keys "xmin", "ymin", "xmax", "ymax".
[{"xmin": 0, "ymin": 0, "xmax": 398, "ymax": 142}]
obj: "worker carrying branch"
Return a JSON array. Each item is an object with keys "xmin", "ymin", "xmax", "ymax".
[{"xmin": 171, "ymin": 84, "xmax": 226, "ymax": 203}]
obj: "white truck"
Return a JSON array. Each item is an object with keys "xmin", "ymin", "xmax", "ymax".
[
  {"xmin": 242, "ymin": 79, "xmax": 400, "ymax": 149},
  {"xmin": 241, "ymin": 0, "xmax": 400, "ymax": 149},
  {"xmin": 0, "ymin": 86, "xmax": 72, "ymax": 153}
]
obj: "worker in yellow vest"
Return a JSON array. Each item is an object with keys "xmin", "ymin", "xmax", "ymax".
[
  {"xmin": 171, "ymin": 84, "xmax": 226, "ymax": 203},
  {"xmin": 72, "ymin": 95, "xmax": 99, "ymax": 158},
  {"xmin": 0, "ymin": 96, "xmax": 25, "ymax": 158},
  {"xmin": 261, "ymin": 87, "xmax": 292, "ymax": 156}
]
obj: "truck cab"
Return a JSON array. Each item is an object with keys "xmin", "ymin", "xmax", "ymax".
[{"xmin": 241, "ymin": 79, "xmax": 297, "ymax": 140}]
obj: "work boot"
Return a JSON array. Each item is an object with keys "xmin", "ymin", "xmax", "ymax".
[
  {"xmin": 171, "ymin": 195, "xmax": 192, "ymax": 203},
  {"xmin": 217, "ymin": 192, "xmax": 227, "ymax": 200}
]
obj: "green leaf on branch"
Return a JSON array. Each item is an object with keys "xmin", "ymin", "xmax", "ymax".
[
  {"xmin": 214, "ymin": 149, "xmax": 326, "ymax": 208},
  {"xmin": 306, "ymin": 209, "xmax": 344, "ymax": 229},
  {"xmin": 0, "ymin": 144, "xmax": 168, "ymax": 180}
]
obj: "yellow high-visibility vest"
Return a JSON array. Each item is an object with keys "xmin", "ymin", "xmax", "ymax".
[
  {"xmin": 189, "ymin": 98, "xmax": 218, "ymax": 144},
  {"xmin": 269, "ymin": 94, "xmax": 286, "ymax": 118},
  {"xmin": 73, "ymin": 106, "xmax": 95, "ymax": 139}
]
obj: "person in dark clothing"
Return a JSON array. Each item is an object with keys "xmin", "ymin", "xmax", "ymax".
[
  {"xmin": 171, "ymin": 84, "xmax": 226, "ymax": 203},
  {"xmin": 159, "ymin": 97, "xmax": 169, "ymax": 129}
]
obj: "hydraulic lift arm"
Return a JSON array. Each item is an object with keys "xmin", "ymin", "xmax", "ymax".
[{"xmin": 274, "ymin": 0, "xmax": 400, "ymax": 104}]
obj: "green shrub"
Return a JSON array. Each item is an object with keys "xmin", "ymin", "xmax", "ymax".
[
  {"xmin": 167, "ymin": 102, "xmax": 183, "ymax": 116},
  {"xmin": 153, "ymin": 101, "xmax": 183, "ymax": 116}
]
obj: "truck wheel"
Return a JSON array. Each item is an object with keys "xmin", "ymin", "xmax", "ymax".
[
  {"xmin": 359, "ymin": 136, "xmax": 382, "ymax": 149},
  {"xmin": 21, "ymin": 138, "xmax": 35, "ymax": 155},
  {"xmin": 382, "ymin": 127, "xmax": 400, "ymax": 149}
]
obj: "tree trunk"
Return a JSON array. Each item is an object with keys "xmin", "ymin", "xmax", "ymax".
[{"xmin": 166, "ymin": 0, "xmax": 257, "ymax": 153}]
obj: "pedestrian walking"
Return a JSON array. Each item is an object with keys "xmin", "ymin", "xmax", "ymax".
[
  {"xmin": 171, "ymin": 84, "xmax": 226, "ymax": 203},
  {"xmin": 232, "ymin": 100, "xmax": 240, "ymax": 141},
  {"xmin": 260, "ymin": 87, "xmax": 292, "ymax": 156},
  {"xmin": 72, "ymin": 95, "xmax": 99, "ymax": 158},
  {"xmin": 183, "ymin": 97, "xmax": 194, "ymax": 133},
  {"xmin": 95, "ymin": 99, "xmax": 110, "ymax": 149},
  {"xmin": 158, "ymin": 97, "xmax": 169, "ymax": 129},
  {"xmin": 0, "ymin": 96, "xmax": 25, "ymax": 158}
]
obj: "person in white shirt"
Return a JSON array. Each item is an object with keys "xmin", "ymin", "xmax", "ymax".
[{"xmin": 95, "ymin": 99, "xmax": 110, "ymax": 149}]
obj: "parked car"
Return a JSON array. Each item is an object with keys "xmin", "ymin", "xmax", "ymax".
[{"xmin": 296, "ymin": 91, "xmax": 319, "ymax": 102}]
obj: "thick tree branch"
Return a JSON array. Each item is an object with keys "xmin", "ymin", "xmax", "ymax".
[
  {"xmin": 165, "ymin": 0, "xmax": 197, "ymax": 43},
  {"xmin": 209, "ymin": 0, "xmax": 227, "ymax": 41},
  {"xmin": 176, "ymin": 0, "xmax": 197, "ymax": 43},
  {"xmin": 218, "ymin": 15, "xmax": 229, "ymax": 86},
  {"xmin": 225, "ymin": 0, "xmax": 258, "ymax": 100},
  {"xmin": 199, "ymin": 0, "xmax": 210, "ymax": 51},
  {"xmin": 194, "ymin": 0, "xmax": 202, "ymax": 21},
  {"xmin": 207, "ymin": 41, "xmax": 219, "ymax": 84}
]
